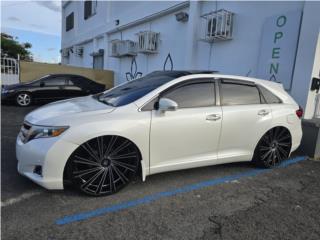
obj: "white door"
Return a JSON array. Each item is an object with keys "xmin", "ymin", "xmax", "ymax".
[
  {"xmin": 218, "ymin": 79, "xmax": 272, "ymax": 163},
  {"xmin": 150, "ymin": 79, "xmax": 222, "ymax": 174}
]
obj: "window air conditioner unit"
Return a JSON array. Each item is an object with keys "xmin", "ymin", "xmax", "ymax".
[
  {"xmin": 75, "ymin": 46, "xmax": 84, "ymax": 57},
  {"xmin": 62, "ymin": 48, "xmax": 70, "ymax": 57},
  {"xmin": 137, "ymin": 31, "xmax": 159, "ymax": 54},
  {"xmin": 201, "ymin": 9, "xmax": 234, "ymax": 42},
  {"xmin": 110, "ymin": 40, "xmax": 137, "ymax": 58}
]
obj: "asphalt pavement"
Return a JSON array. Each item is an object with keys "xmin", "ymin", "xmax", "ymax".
[{"xmin": 1, "ymin": 104, "xmax": 320, "ymax": 240}]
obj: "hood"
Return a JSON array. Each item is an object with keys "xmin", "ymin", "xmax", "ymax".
[
  {"xmin": 2, "ymin": 82, "xmax": 29, "ymax": 90},
  {"xmin": 25, "ymin": 96, "xmax": 114, "ymax": 125}
]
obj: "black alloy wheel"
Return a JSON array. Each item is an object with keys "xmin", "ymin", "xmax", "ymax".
[
  {"xmin": 253, "ymin": 128, "xmax": 291, "ymax": 168},
  {"xmin": 69, "ymin": 136, "xmax": 140, "ymax": 196}
]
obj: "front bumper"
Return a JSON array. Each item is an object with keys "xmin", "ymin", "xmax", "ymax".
[
  {"xmin": 1, "ymin": 92, "xmax": 16, "ymax": 103},
  {"xmin": 16, "ymin": 135, "xmax": 79, "ymax": 190}
]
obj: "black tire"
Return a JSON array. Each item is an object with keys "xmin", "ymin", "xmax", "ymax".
[
  {"xmin": 16, "ymin": 92, "xmax": 32, "ymax": 107},
  {"xmin": 252, "ymin": 127, "xmax": 291, "ymax": 168},
  {"xmin": 68, "ymin": 136, "xmax": 140, "ymax": 196}
]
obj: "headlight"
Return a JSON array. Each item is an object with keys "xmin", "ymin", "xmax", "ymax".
[{"xmin": 29, "ymin": 125, "xmax": 69, "ymax": 141}]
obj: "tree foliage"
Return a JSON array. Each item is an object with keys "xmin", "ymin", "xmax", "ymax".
[{"xmin": 1, "ymin": 36, "xmax": 33, "ymax": 60}]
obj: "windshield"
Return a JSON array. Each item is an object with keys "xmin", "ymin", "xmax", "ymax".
[{"xmin": 96, "ymin": 71, "xmax": 189, "ymax": 107}]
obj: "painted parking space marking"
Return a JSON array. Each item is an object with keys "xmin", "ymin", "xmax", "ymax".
[
  {"xmin": 1, "ymin": 191, "xmax": 42, "ymax": 207},
  {"xmin": 56, "ymin": 156, "xmax": 306, "ymax": 225}
]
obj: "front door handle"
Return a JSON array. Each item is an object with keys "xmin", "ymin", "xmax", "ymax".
[
  {"xmin": 258, "ymin": 109, "xmax": 270, "ymax": 116},
  {"xmin": 206, "ymin": 114, "xmax": 221, "ymax": 121}
]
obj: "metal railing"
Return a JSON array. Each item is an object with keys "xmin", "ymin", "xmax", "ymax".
[{"xmin": 1, "ymin": 56, "xmax": 20, "ymax": 85}]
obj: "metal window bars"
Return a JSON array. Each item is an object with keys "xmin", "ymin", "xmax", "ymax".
[
  {"xmin": 75, "ymin": 46, "xmax": 84, "ymax": 57},
  {"xmin": 1, "ymin": 57, "xmax": 19, "ymax": 75},
  {"xmin": 201, "ymin": 9, "xmax": 234, "ymax": 43},
  {"xmin": 137, "ymin": 31, "xmax": 160, "ymax": 54}
]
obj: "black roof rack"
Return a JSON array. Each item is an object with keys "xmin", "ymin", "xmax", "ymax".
[{"xmin": 146, "ymin": 70, "xmax": 218, "ymax": 78}]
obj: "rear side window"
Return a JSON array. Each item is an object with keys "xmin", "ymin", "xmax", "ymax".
[
  {"xmin": 221, "ymin": 80, "xmax": 262, "ymax": 105},
  {"xmin": 66, "ymin": 79, "xmax": 74, "ymax": 86},
  {"xmin": 258, "ymin": 85, "xmax": 282, "ymax": 104},
  {"xmin": 44, "ymin": 77, "xmax": 66, "ymax": 86},
  {"xmin": 71, "ymin": 77, "xmax": 89, "ymax": 88},
  {"xmin": 163, "ymin": 81, "xmax": 215, "ymax": 109}
]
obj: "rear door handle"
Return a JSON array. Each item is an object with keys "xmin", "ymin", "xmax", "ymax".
[
  {"xmin": 206, "ymin": 114, "xmax": 221, "ymax": 121},
  {"xmin": 258, "ymin": 110, "xmax": 270, "ymax": 116}
]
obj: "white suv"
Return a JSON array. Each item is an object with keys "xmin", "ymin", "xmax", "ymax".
[{"xmin": 16, "ymin": 71, "xmax": 303, "ymax": 196}]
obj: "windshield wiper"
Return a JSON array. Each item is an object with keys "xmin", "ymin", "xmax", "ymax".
[
  {"xmin": 92, "ymin": 95, "xmax": 115, "ymax": 107},
  {"xmin": 101, "ymin": 99, "xmax": 115, "ymax": 107}
]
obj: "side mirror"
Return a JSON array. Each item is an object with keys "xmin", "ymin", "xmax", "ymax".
[
  {"xmin": 158, "ymin": 98, "xmax": 178, "ymax": 112},
  {"xmin": 40, "ymin": 82, "xmax": 45, "ymax": 87}
]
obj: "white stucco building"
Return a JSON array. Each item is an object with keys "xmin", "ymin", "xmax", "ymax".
[{"xmin": 61, "ymin": 0, "xmax": 320, "ymax": 120}]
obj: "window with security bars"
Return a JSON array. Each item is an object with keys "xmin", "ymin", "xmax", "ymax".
[
  {"xmin": 201, "ymin": 9, "xmax": 234, "ymax": 42},
  {"xmin": 137, "ymin": 31, "xmax": 159, "ymax": 54}
]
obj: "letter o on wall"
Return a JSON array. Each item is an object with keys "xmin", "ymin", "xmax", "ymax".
[{"xmin": 276, "ymin": 16, "xmax": 287, "ymax": 27}]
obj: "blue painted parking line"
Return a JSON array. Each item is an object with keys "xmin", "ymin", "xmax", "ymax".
[{"xmin": 56, "ymin": 156, "xmax": 306, "ymax": 225}]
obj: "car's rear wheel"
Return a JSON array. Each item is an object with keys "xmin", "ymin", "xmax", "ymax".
[
  {"xmin": 68, "ymin": 136, "xmax": 140, "ymax": 196},
  {"xmin": 253, "ymin": 127, "xmax": 291, "ymax": 168},
  {"xmin": 16, "ymin": 92, "xmax": 32, "ymax": 107}
]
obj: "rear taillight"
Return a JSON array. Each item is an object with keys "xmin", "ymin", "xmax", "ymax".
[{"xmin": 296, "ymin": 106, "xmax": 303, "ymax": 119}]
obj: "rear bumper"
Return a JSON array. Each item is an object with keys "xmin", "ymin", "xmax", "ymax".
[
  {"xmin": 291, "ymin": 125, "xmax": 303, "ymax": 153},
  {"xmin": 16, "ymin": 136, "xmax": 79, "ymax": 190}
]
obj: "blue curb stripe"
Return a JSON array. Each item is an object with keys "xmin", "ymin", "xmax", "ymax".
[{"xmin": 56, "ymin": 156, "xmax": 306, "ymax": 225}]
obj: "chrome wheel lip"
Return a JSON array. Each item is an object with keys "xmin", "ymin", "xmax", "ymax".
[
  {"xmin": 17, "ymin": 93, "xmax": 31, "ymax": 106},
  {"xmin": 71, "ymin": 136, "xmax": 139, "ymax": 196}
]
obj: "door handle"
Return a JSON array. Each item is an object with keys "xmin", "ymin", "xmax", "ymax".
[
  {"xmin": 206, "ymin": 114, "xmax": 221, "ymax": 121},
  {"xmin": 258, "ymin": 110, "xmax": 270, "ymax": 116}
]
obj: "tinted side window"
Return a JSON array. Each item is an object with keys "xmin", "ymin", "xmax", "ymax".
[
  {"xmin": 66, "ymin": 79, "xmax": 74, "ymax": 86},
  {"xmin": 258, "ymin": 85, "xmax": 282, "ymax": 104},
  {"xmin": 44, "ymin": 77, "xmax": 66, "ymax": 86},
  {"xmin": 70, "ymin": 78, "xmax": 83, "ymax": 87},
  {"xmin": 221, "ymin": 81, "xmax": 262, "ymax": 105},
  {"xmin": 30, "ymin": 80, "xmax": 41, "ymax": 87},
  {"xmin": 163, "ymin": 82, "xmax": 215, "ymax": 108}
]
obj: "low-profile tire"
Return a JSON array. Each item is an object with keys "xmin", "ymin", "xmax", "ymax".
[
  {"xmin": 252, "ymin": 127, "xmax": 291, "ymax": 168},
  {"xmin": 16, "ymin": 92, "xmax": 32, "ymax": 107},
  {"xmin": 68, "ymin": 135, "xmax": 140, "ymax": 196}
]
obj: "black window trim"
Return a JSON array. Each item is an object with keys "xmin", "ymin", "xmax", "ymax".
[
  {"xmin": 218, "ymin": 78, "xmax": 267, "ymax": 106},
  {"xmin": 140, "ymin": 78, "xmax": 218, "ymax": 111},
  {"xmin": 256, "ymin": 84, "xmax": 283, "ymax": 104}
]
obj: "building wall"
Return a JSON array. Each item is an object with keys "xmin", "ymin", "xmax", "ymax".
[
  {"xmin": 197, "ymin": 1, "xmax": 304, "ymax": 76},
  {"xmin": 290, "ymin": 1, "xmax": 320, "ymax": 118},
  {"xmin": 108, "ymin": 6, "xmax": 190, "ymax": 84},
  {"xmin": 61, "ymin": 0, "xmax": 320, "ymax": 118}
]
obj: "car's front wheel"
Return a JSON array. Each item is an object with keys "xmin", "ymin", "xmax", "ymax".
[
  {"xmin": 16, "ymin": 92, "xmax": 32, "ymax": 107},
  {"xmin": 253, "ymin": 127, "xmax": 292, "ymax": 168},
  {"xmin": 68, "ymin": 136, "xmax": 140, "ymax": 196}
]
